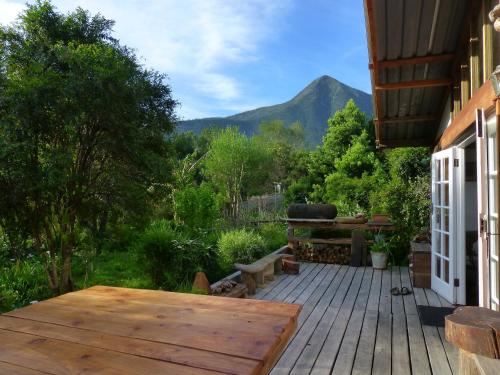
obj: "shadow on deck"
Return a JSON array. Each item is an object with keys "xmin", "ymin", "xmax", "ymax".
[{"xmin": 252, "ymin": 263, "xmax": 457, "ymax": 375}]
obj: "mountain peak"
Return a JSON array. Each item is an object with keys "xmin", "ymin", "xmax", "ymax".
[{"xmin": 180, "ymin": 76, "xmax": 373, "ymax": 145}]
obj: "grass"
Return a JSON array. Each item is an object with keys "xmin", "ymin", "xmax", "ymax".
[{"xmin": 74, "ymin": 250, "xmax": 153, "ymax": 290}]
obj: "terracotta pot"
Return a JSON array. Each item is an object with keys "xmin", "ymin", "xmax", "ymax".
[
  {"xmin": 371, "ymin": 251, "xmax": 388, "ymax": 270},
  {"xmin": 372, "ymin": 213, "xmax": 390, "ymax": 223}
]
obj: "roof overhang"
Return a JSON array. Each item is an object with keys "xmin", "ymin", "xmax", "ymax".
[{"xmin": 364, "ymin": 0, "xmax": 475, "ymax": 148}]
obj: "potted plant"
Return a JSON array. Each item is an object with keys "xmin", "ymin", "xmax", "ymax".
[{"xmin": 370, "ymin": 236, "xmax": 391, "ymax": 269}]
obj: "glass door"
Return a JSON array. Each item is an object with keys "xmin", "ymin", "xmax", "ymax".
[
  {"xmin": 486, "ymin": 115, "xmax": 499, "ymax": 311},
  {"xmin": 431, "ymin": 147, "xmax": 464, "ymax": 304}
]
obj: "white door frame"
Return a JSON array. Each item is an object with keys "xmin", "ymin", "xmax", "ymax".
[{"xmin": 431, "ymin": 147, "xmax": 466, "ymax": 304}]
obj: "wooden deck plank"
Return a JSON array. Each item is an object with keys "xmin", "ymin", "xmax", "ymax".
[
  {"xmin": 0, "ymin": 316, "xmax": 260, "ymax": 375},
  {"xmin": 414, "ymin": 288, "xmax": 453, "ymax": 375},
  {"xmin": 0, "ymin": 361, "xmax": 49, "ymax": 375},
  {"xmin": 252, "ymin": 263, "xmax": 459, "ymax": 375},
  {"xmin": 351, "ymin": 267, "xmax": 382, "ymax": 375},
  {"xmin": 372, "ymin": 268, "xmax": 393, "ymax": 375},
  {"xmin": 0, "ymin": 329, "xmax": 222, "ymax": 375},
  {"xmin": 292, "ymin": 264, "xmax": 333, "ymax": 305},
  {"xmin": 330, "ymin": 268, "xmax": 374, "ymax": 375},
  {"xmin": 282, "ymin": 264, "xmax": 325, "ymax": 303},
  {"xmin": 425, "ymin": 289, "xmax": 459, "ymax": 375},
  {"xmin": 372, "ymin": 313, "xmax": 392, "ymax": 375},
  {"xmin": 270, "ymin": 266, "xmax": 352, "ymax": 375},
  {"xmin": 294, "ymin": 265, "xmax": 342, "ymax": 328},
  {"xmin": 307, "ymin": 267, "xmax": 366, "ymax": 374},
  {"xmin": 400, "ymin": 267, "xmax": 432, "ymax": 375},
  {"xmin": 391, "ymin": 267, "xmax": 411, "ymax": 375},
  {"xmin": 272, "ymin": 263, "xmax": 323, "ymax": 301},
  {"xmin": 253, "ymin": 263, "xmax": 316, "ymax": 300},
  {"xmin": 84, "ymin": 285, "xmax": 300, "ymax": 318},
  {"xmin": 262, "ymin": 263, "xmax": 316, "ymax": 301},
  {"xmin": 6, "ymin": 300, "xmax": 282, "ymax": 361},
  {"xmin": 351, "ymin": 310, "xmax": 378, "ymax": 375},
  {"xmin": 366, "ymin": 269, "xmax": 382, "ymax": 311},
  {"xmin": 379, "ymin": 268, "xmax": 392, "ymax": 315}
]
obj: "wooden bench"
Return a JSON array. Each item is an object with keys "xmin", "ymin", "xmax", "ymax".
[{"xmin": 235, "ymin": 253, "xmax": 289, "ymax": 295}]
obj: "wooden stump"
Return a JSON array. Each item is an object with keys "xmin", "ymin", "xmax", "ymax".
[
  {"xmin": 283, "ymin": 259, "xmax": 300, "ymax": 275},
  {"xmin": 445, "ymin": 306, "xmax": 500, "ymax": 374},
  {"xmin": 192, "ymin": 272, "xmax": 211, "ymax": 294}
]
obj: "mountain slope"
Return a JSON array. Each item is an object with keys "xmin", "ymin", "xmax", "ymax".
[{"xmin": 179, "ymin": 75, "xmax": 373, "ymax": 145}]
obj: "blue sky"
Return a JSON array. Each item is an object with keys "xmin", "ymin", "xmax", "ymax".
[{"xmin": 0, "ymin": 0, "xmax": 371, "ymax": 120}]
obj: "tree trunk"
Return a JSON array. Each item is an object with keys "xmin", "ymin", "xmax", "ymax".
[{"xmin": 61, "ymin": 248, "xmax": 74, "ymax": 293}]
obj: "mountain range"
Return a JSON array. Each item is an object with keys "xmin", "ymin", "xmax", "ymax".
[{"xmin": 179, "ymin": 75, "xmax": 373, "ymax": 145}]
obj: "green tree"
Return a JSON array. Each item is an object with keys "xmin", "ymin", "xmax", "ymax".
[
  {"xmin": 0, "ymin": 1, "xmax": 177, "ymax": 293},
  {"xmin": 309, "ymin": 99, "xmax": 372, "ymax": 179},
  {"xmin": 321, "ymin": 131, "xmax": 385, "ymax": 213},
  {"xmin": 254, "ymin": 120, "xmax": 306, "ymax": 188},
  {"xmin": 204, "ymin": 127, "xmax": 270, "ymax": 218}
]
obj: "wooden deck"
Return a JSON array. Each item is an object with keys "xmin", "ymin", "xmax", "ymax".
[
  {"xmin": 0, "ymin": 286, "xmax": 301, "ymax": 375},
  {"xmin": 253, "ymin": 263, "xmax": 458, "ymax": 375}
]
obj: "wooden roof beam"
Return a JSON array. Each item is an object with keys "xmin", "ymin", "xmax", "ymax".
[
  {"xmin": 379, "ymin": 138, "xmax": 434, "ymax": 148},
  {"xmin": 377, "ymin": 115, "xmax": 437, "ymax": 124},
  {"xmin": 371, "ymin": 53, "xmax": 455, "ymax": 69},
  {"xmin": 375, "ymin": 78, "xmax": 453, "ymax": 90}
]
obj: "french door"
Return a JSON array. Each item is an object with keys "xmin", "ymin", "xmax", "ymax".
[
  {"xmin": 486, "ymin": 115, "xmax": 499, "ymax": 310},
  {"xmin": 477, "ymin": 110, "xmax": 499, "ymax": 311},
  {"xmin": 431, "ymin": 147, "xmax": 464, "ymax": 304}
]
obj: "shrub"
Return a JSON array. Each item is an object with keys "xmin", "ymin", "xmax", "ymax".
[
  {"xmin": 135, "ymin": 220, "xmax": 220, "ymax": 290},
  {"xmin": 258, "ymin": 222, "xmax": 287, "ymax": 252},
  {"xmin": 174, "ymin": 183, "xmax": 219, "ymax": 230},
  {"xmin": 0, "ymin": 257, "xmax": 53, "ymax": 312},
  {"xmin": 218, "ymin": 229, "xmax": 266, "ymax": 267}
]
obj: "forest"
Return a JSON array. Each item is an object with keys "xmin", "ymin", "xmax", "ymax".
[{"xmin": 0, "ymin": 2, "xmax": 431, "ymax": 312}]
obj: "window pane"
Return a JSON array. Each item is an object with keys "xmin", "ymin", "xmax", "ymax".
[
  {"xmin": 433, "ymin": 231, "xmax": 441, "ymax": 254},
  {"xmin": 443, "ymin": 209, "xmax": 449, "ymax": 232},
  {"xmin": 435, "ymin": 159, "xmax": 441, "ymax": 181},
  {"xmin": 435, "ymin": 208, "xmax": 441, "ymax": 226},
  {"xmin": 443, "ymin": 234, "xmax": 449, "ymax": 258},
  {"xmin": 444, "ymin": 260, "xmax": 449, "ymax": 283},
  {"xmin": 436, "ymin": 257, "xmax": 441, "ymax": 278},
  {"xmin": 443, "ymin": 183, "xmax": 449, "ymax": 206},
  {"xmin": 435, "ymin": 183, "xmax": 441, "ymax": 204},
  {"xmin": 444, "ymin": 158, "xmax": 449, "ymax": 181}
]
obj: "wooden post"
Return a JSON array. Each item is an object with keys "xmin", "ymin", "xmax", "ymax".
[{"xmin": 287, "ymin": 224, "xmax": 297, "ymax": 251}]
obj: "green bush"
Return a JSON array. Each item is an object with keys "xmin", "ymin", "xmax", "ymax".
[
  {"xmin": 174, "ymin": 183, "xmax": 219, "ymax": 230},
  {"xmin": 258, "ymin": 222, "xmax": 287, "ymax": 252},
  {"xmin": 218, "ymin": 229, "xmax": 266, "ymax": 267},
  {"xmin": 101, "ymin": 222, "xmax": 140, "ymax": 252},
  {"xmin": 0, "ymin": 257, "xmax": 53, "ymax": 312},
  {"xmin": 135, "ymin": 220, "xmax": 220, "ymax": 290}
]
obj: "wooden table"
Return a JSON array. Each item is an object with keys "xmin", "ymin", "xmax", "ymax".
[{"xmin": 0, "ymin": 286, "xmax": 301, "ymax": 375}]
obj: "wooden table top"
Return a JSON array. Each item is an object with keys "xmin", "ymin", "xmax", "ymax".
[{"xmin": 0, "ymin": 286, "xmax": 301, "ymax": 375}]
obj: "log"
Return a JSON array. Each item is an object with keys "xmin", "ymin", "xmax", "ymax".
[
  {"xmin": 287, "ymin": 204, "xmax": 337, "ymax": 220},
  {"xmin": 283, "ymin": 259, "xmax": 300, "ymax": 275},
  {"xmin": 445, "ymin": 306, "xmax": 500, "ymax": 359}
]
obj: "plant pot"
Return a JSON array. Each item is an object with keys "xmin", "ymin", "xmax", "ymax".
[
  {"xmin": 372, "ymin": 213, "xmax": 390, "ymax": 223},
  {"xmin": 371, "ymin": 251, "xmax": 388, "ymax": 270}
]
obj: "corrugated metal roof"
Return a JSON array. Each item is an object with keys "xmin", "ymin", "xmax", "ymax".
[{"xmin": 365, "ymin": 0, "xmax": 468, "ymax": 147}]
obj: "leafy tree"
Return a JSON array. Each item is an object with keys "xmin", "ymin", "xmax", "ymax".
[
  {"xmin": 309, "ymin": 99, "xmax": 372, "ymax": 179},
  {"xmin": 173, "ymin": 183, "xmax": 219, "ymax": 230},
  {"xmin": 204, "ymin": 127, "xmax": 270, "ymax": 218},
  {"xmin": 254, "ymin": 120, "xmax": 306, "ymax": 189},
  {"xmin": 321, "ymin": 131, "xmax": 385, "ymax": 212},
  {"xmin": 0, "ymin": 1, "xmax": 177, "ymax": 293}
]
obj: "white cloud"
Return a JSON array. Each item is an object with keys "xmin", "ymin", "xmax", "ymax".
[
  {"xmin": 0, "ymin": 0, "xmax": 24, "ymax": 25},
  {"xmin": 0, "ymin": 0, "xmax": 292, "ymax": 117}
]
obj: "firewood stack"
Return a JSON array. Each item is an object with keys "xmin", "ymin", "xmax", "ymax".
[{"xmin": 294, "ymin": 244, "xmax": 351, "ymax": 265}]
